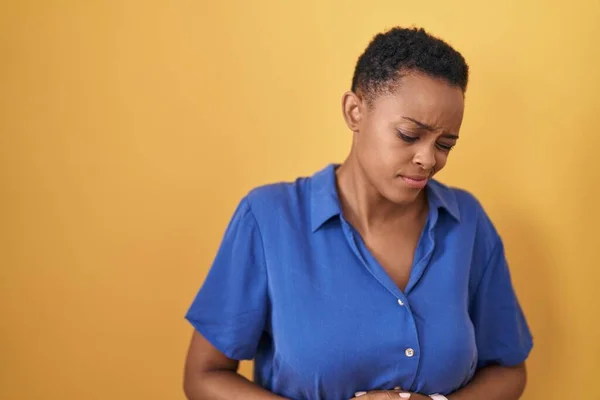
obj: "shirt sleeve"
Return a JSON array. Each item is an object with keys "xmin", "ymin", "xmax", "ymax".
[
  {"xmin": 470, "ymin": 240, "xmax": 533, "ymax": 369},
  {"xmin": 185, "ymin": 197, "xmax": 269, "ymax": 360}
]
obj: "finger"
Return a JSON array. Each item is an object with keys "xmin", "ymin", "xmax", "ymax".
[
  {"xmin": 384, "ymin": 391, "xmax": 411, "ymax": 399},
  {"xmin": 351, "ymin": 390, "xmax": 411, "ymax": 399},
  {"xmin": 352, "ymin": 391, "xmax": 387, "ymax": 399}
]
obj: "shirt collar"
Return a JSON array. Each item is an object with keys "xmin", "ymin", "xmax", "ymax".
[
  {"xmin": 426, "ymin": 179, "xmax": 461, "ymax": 222},
  {"xmin": 310, "ymin": 164, "xmax": 342, "ymax": 232},
  {"xmin": 310, "ymin": 164, "xmax": 460, "ymax": 232}
]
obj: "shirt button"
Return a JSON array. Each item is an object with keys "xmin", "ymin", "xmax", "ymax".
[
  {"xmin": 405, "ymin": 348, "xmax": 415, "ymax": 358},
  {"xmin": 397, "ymin": 299, "xmax": 405, "ymax": 306}
]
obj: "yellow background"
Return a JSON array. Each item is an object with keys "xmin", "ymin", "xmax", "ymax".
[{"xmin": 2, "ymin": 1, "xmax": 599, "ymax": 399}]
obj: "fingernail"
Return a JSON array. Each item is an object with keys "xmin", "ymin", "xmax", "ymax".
[
  {"xmin": 399, "ymin": 393, "xmax": 411, "ymax": 398},
  {"xmin": 394, "ymin": 387, "xmax": 401, "ymax": 390},
  {"xmin": 355, "ymin": 392, "xmax": 367, "ymax": 397}
]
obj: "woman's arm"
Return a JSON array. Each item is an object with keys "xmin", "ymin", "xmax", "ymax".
[
  {"xmin": 447, "ymin": 363, "xmax": 527, "ymax": 400},
  {"xmin": 183, "ymin": 330, "xmax": 287, "ymax": 400}
]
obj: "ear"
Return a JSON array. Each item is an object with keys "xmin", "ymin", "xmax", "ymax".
[{"xmin": 341, "ymin": 91, "xmax": 364, "ymax": 132}]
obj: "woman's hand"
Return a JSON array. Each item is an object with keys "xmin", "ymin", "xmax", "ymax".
[{"xmin": 350, "ymin": 389, "xmax": 430, "ymax": 399}]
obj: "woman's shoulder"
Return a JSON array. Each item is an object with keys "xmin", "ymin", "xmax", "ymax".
[
  {"xmin": 429, "ymin": 179, "xmax": 501, "ymax": 240},
  {"xmin": 242, "ymin": 173, "xmax": 314, "ymax": 223},
  {"xmin": 428, "ymin": 179, "xmax": 485, "ymax": 216}
]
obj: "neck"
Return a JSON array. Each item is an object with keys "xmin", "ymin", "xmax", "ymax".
[{"xmin": 335, "ymin": 156, "xmax": 427, "ymax": 235}]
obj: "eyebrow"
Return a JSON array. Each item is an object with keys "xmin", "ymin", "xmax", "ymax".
[{"xmin": 402, "ymin": 117, "xmax": 459, "ymax": 139}]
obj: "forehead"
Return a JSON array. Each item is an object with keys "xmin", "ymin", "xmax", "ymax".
[{"xmin": 370, "ymin": 73, "xmax": 465, "ymax": 130}]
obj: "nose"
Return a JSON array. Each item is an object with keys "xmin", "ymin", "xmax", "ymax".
[{"xmin": 412, "ymin": 143, "xmax": 436, "ymax": 171}]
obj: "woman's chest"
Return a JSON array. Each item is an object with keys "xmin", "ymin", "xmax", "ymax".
[{"xmin": 261, "ymin": 231, "xmax": 479, "ymax": 398}]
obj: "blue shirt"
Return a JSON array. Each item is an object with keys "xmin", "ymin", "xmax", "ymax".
[{"xmin": 185, "ymin": 164, "xmax": 533, "ymax": 399}]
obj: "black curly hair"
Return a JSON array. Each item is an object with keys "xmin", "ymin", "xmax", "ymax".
[{"xmin": 351, "ymin": 27, "xmax": 469, "ymax": 104}]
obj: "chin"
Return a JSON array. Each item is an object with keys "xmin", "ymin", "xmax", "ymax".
[{"xmin": 384, "ymin": 186, "xmax": 423, "ymax": 206}]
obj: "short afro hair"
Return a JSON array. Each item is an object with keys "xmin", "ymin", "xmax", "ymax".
[{"xmin": 351, "ymin": 27, "xmax": 469, "ymax": 103}]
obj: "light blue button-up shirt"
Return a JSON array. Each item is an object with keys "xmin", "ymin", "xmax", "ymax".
[{"xmin": 186, "ymin": 164, "xmax": 533, "ymax": 399}]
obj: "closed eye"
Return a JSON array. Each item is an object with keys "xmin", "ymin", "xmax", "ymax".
[
  {"xmin": 436, "ymin": 143, "xmax": 455, "ymax": 151},
  {"xmin": 396, "ymin": 130, "xmax": 418, "ymax": 143},
  {"xmin": 398, "ymin": 130, "xmax": 456, "ymax": 152}
]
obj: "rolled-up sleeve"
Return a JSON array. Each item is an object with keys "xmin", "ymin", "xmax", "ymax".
[
  {"xmin": 470, "ymin": 240, "xmax": 533, "ymax": 369},
  {"xmin": 185, "ymin": 197, "xmax": 268, "ymax": 360}
]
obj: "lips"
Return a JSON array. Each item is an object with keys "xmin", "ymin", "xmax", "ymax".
[{"xmin": 400, "ymin": 175, "xmax": 429, "ymax": 189}]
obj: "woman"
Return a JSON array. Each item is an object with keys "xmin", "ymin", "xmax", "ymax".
[{"xmin": 183, "ymin": 27, "xmax": 533, "ymax": 400}]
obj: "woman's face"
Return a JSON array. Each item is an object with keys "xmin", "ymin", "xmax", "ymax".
[{"xmin": 344, "ymin": 72, "xmax": 465, "ymax": 206}]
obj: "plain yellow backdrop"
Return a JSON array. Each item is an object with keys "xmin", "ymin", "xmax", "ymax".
[{"xmin": 1, "ymin": 1, "xmax": 599, "ymax": 399}]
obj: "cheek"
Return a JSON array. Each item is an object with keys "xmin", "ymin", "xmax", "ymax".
[
  {"xmin": 357, "ymin": 126, "xmax": 395, "ymax": 159},
  {"xmin": 435, "ymin": 152, "xmax": 449, "ymax": 171}
]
